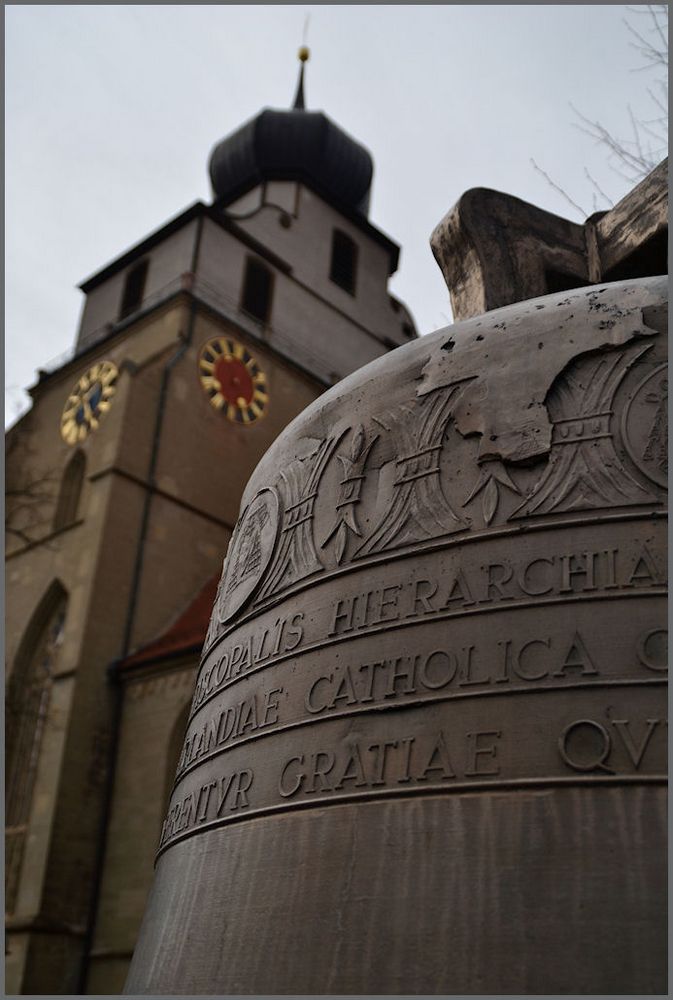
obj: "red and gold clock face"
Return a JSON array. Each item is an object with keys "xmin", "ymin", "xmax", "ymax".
[{"xmin": 198, "ymin": 337, "xmax": 268, "ymax": 424}]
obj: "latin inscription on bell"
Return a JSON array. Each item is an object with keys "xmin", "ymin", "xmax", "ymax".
[{"xmin": 160, "ymin": 513, "xmax": 666, "ymax": 850}]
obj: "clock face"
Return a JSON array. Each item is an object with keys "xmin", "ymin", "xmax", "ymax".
[
  {"xmin": 198, "ymin": 337, "xmax": 268, "ymax": 424},
  {"xmin": 61, "ymin": 361, "xmax": 119, "ymax": 445}
]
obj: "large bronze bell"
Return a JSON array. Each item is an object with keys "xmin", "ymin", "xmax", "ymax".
[{"xmin": 127, "ymin": 277, "xmax": 667, "ymax": 995}]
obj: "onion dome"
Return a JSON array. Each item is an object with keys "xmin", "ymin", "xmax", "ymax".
[{"xmin": 208, "ymin": 49, "xmax": 374, "ymax": 216}]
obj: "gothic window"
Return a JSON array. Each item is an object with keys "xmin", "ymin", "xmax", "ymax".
[
  {"xmin": 53, "ymin": 450, "xmax": 86, "ymax": 531},
  {"xmin": 119, "ymin": 259, "xmax": 149, "ymax": 319},
  {"xmin": 330, "ymin": 230, "xmax": 358, "ymax": 295},
  {"xmin": 6, "ymin": 582, "xmax": 67, "ymax": 913},
  {"xmin": 241, "ymin": 257, "xmax": 274, "ymax": 325}
]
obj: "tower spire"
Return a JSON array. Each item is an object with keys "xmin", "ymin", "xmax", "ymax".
[{"xmin": 292, "ymin": 45, "xmax": 310, "ymax": 110}]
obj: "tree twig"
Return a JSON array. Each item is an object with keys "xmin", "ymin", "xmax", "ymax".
[{"xmin": 530, "ymin": 158, "xmax": 587, "ymax": 218}]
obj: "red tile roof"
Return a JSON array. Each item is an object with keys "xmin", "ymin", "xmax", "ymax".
[{"xmin": 119, "ymin": 574, "xmax": 218, "ymax": 670}]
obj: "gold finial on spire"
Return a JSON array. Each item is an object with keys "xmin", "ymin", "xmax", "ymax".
[{"xmin": 292, "ymin": 17, "xmax": 310, "ymax": 109}]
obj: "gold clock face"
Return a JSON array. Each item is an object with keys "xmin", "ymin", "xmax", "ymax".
[
  {"xmin": 198, "ymin": 337, "xmax": 268, "ymax": 424},
  {"xmin": 61, "ymin": 361, "xmax": 118, "ymax": 445}
]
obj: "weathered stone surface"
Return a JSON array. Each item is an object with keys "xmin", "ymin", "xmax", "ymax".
[{"xmin": 127, "ymin": 276, "xmax": 667, "ymax": 996}]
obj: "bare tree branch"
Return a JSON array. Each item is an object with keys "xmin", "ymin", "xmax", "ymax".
[
  {"xmin": 5, "ymin": 432, "xmax": 59, "ymax": 547},
  {"xmin": 583, "ymin": 168, "xmax": 612, "ymax": 208},
  {"xmin": 533, "ymin": 5, "xmax": 667, "ymax": 216},
  {"xmin": 530, "ymin": 159, "xmax": 587, "ymax": 218},
  {"xmin": 624, "ymin": 4, "xmax": 668, "ymax": 66}
]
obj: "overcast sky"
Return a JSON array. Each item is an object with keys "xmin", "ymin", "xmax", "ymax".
[{"xmin": 5, "ymin": 4, "xmax": 666, "ymax": 426}]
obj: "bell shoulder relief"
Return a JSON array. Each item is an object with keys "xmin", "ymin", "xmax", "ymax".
[{"xmin": 127, "ymin": 276, "xmax": 667, "ymax": 996}]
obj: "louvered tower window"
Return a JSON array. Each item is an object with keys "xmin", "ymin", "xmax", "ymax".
[
  {"xmin": 241, "ymin": 258, "xmax": 274, "ymax": 324},
  {"xmin": 119, "ymin": 259, "xmax": 149, "ymax": 319},
  {"xmin": 330, "ymin": 230, "xmax": 358, "ymax": 295}
]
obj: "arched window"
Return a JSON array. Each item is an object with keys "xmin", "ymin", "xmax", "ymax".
[
  {"xmin": 53, "ymin": 450, "xmax": 86, "ymax": 531},
  {"xmin": 240, "ymin": 257, "xmax": 274, "ymax": 325},
  {"xmin": 330, "ymin": 230, "xmax": 358, "ymax": 295},
  {"xmin": 6, "ymin": 581, "xmax": 67, "ymax": 912}
]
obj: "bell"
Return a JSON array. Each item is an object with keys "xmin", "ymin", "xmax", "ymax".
[{"xmin": 127, "ymin": 276, "xmax": 667, "ymax": 995}]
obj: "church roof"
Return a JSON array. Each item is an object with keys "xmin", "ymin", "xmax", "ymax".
[
  {"xmin": 208, "ymin": 51, "xmax": 374, "ymax": 216},
  {"xmin": 118, "ymin": 574, "xmax": 218, "ymax": 671}
]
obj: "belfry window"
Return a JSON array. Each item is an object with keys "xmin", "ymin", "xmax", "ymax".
[
  {"xmin": 119, "ymin": 259, "xmax": 149, "ymax": 319},
  {"xmin": 241, "ymin": 257, "xmax": 274, "ymax": 325},
  {"xmin": 53, "ymin": 450, "xmax": 86, "ymax": 531},
  {"xmin": 330, "ymin": 230, "xmax": 357, "ymax": 296}
]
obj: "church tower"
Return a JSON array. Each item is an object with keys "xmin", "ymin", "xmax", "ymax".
[{"xmin": 5, "ymin": 54, "xmax": 417, "ymax": 995}]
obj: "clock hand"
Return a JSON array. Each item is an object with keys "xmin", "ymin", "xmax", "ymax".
[{"xmin": 84, "ymin": 383, "xmax": 103, "ymax": 421}]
